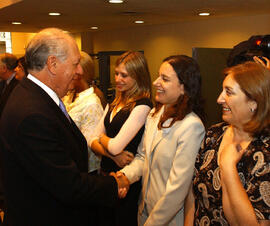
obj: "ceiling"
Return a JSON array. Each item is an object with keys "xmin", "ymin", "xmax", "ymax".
[{"xmin": 0, "ymin": 0, "xmax": 270, "ymax": 33}]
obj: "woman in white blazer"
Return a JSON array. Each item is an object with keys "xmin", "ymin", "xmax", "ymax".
[{"xmin": 115, "ymin": 55, "xmax": 206, "ymax": 226}]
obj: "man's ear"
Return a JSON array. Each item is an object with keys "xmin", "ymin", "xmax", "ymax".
[{"xmin": 46, "ymin": 55, "xmax": 58, "ymax": 75}]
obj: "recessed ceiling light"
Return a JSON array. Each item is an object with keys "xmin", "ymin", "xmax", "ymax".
[
  {"xmin": 109, "ymin": 0, "xmax": 123, "ymax": 3},
  {"xmin": 90, "ymin": 26, "xmax": 98, "ymax": 30},
  {"xmin": 135, "ymin": 20, "xmax": 144, "ymax": 24},
  {"xmin": 49, "ymin": 12, "xmax": 61, "ymax": 16},
  {"xmin": 199, "ymin": 12, "xmax": 210, "ymax": 16},
  {"xmin": 12, "ymin": 22, "xmax": 22, "ymax": 25}
]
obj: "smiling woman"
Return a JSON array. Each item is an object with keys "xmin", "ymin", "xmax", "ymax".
[
  {"xmin": 217, "ymin": 73, "xmax": 257, "ymax": 129},
  {"xmin": 153, "ymin": 61, "xmax": 184, "ymax": 107},
  {"xmin": 90, "ymin": 51, "xmax": 152, "ymax": 226},
  {"xmin": 185, "ymin": 61, "xmax": 270, "ymax": 226},
  {"xmin": 119, "ymin": 55, "xmax": 206, "ymax": 226}
]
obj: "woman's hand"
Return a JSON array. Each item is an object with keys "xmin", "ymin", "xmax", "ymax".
[
  {"xmin": 219, "ymin": 142, "xmax": 245, "ymax": 169},
  {"xmin": 219, "ymin": 141, "xmax": 262, "ymax": 226},
  {"xmin": 111, "ymin": 151, "xmax": 134, "ymax": 168}
]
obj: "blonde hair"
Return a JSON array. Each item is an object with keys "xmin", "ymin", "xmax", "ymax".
[
  {"xmin": 111, "ymin": 51, "xmax": 151, "ymax": 110},
  {"xmin": 80, "ymin": 51, "xmax": 94, "ymax": 85}
]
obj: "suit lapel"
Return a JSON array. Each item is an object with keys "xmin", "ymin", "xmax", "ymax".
[
  {"xmin": 145, "ymin": 109, "xmax": 161, "ymax": 158},
  {"xmin": 140, "ymin": 106, "xmax": 168, "ymax": 213},
  {"xmin": 21, "ymin": 78, "xmax": 86, "ymax": 144},
  {"xmin": 148, "ymin": 106, "xmax": 173, "ymax": 155}
]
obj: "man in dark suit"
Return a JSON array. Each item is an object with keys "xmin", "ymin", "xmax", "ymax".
[
  {"xmin": 0, "ymin": 53, "xmax": 18, "ymax": 96},
  {"xmin": 0, "ymin": 28, "xmax": 129, "ymax": 226},
  {"xmin": 0, "ymin": 53, "xmax": 18, "ymax": 114},
  {"xmin": 0, "ymin": 53, "xmax": 17, "ymax": 222}
]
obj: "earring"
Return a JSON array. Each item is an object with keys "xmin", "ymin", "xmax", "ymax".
[{"xmin": 250, "ymin": 108, "xmax": 255, "ymax": 112}]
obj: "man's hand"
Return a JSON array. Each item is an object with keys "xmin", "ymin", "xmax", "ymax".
[
  {"xmin": 110, "ymin": 172, "xmax": 130, "ymax": 198},
  {"xmin": 110, "ymin": 151, "xmax": 134, "ymax": 168}
]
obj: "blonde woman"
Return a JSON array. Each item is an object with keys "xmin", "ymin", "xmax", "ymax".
[
  {"xmin": 90, "ymin": 51, "xmax": 152, "ymax": 226},
  {"xmin": 63, "ymin": 51, "xmax": 105, "ymax": 174}
]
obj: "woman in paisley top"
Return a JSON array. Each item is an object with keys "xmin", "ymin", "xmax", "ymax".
[
  {"xmin": 184, "ymin": 62, "xmax": 270, "ymax": 226},
  {"xmin": 90, "ymin": 51, "xmax": 152, "ymax": 226}
]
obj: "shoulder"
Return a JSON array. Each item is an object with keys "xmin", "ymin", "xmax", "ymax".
[
  {"xmin": 135, "ymin": 97, "xmax": 153, "ymax": 108},
  {"xmin": 198, "ymin": 122, "xmax": 228, "ymax": 151},
  {"xmin": 206, "ymin": 122, "xmax": 228, "ymax": 138},
  {"xmin": 77, "ymin": 88, "xmax": 102, "ymax": 106},
  {"xmin": 162, "ymin": 112, "xmax": 205, "ymax": 137},
  {"xmin": 184, "ymin": 112, "xmax": 204, "ymax": 124},
  {"xmin": 177, "ymin": 112, "xmax": 205, "ymax": 131},
  {"xmin": 254, "ymin": 132, "xmax": 270, "ymax": 154}
]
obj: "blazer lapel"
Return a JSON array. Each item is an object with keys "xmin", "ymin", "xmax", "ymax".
[
  {"xmin": 148, "ymin": 106, "xmax": 173, "ymax": 155},
  {"xmin": 145, "ymin": 108, "xmax": 162, "ymax": 158}
]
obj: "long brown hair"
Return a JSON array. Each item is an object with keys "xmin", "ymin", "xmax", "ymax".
[
  {"xmin": 153, "ymin": 55, "xmax": 205, "ymax": 129},
  {"xmin": 110, "ymin": 51, "xmax": 152, "ymax": 111}
]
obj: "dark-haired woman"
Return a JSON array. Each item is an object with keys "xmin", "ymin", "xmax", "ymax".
[
  {"xmin": 15, "ymin": 56, "xmax": 28, "ymax": 80},
  {"xmin": 118, "ymin": 55, "xmax": 205, "ymax": 226}
]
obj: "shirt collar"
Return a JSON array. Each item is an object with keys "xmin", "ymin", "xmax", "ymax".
[
  {"xmin": 27, "ymin": 74, "xmax": 60, "ymax": 106},
  {"xmin": 6, "ymin": 72, "xmax": 16, "ymax": 84}
]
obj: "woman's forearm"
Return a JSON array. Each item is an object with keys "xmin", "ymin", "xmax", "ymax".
[
  {"xmin": 221, "ymin": 164, "xmax": 259, "ymax": 226},
  {"xmin": 103, "ymin": 105, "xmax": 150, "ymax": 155},
  {"xmin": 99, "ymin": 133, "xmax": 110, "ymax": 152},
  {"xmin": 184, "ymin": 184, "xmax": 195, "ymax": 226},
  {"xmin": 90, "ymin": 139, "xmax": 109, "ymax": 157}
]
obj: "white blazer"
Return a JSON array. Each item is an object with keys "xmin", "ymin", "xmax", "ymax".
[{"xmin": 122, "ymin": 106, "xmax": 205, "ymax": 226}]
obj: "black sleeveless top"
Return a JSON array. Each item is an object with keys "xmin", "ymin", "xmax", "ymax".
[{"xmin": 101, "ymin": 98, "xmax": 152, "ymax": 172}]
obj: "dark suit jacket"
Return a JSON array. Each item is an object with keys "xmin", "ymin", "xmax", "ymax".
[
  {"xmin": 0, "ymin": 77, "xmax": 117, "ymax": 226},
  {"xmin": 0, "ymin": 77, "xmax": 19, "ymax": 118},
  {"xmin": 0, "ymin": 80, "xmax": 5, "ymax": 95},
  {"xmin": 0, "ymin": 77, "xmax": 19, "ymax": 214}
]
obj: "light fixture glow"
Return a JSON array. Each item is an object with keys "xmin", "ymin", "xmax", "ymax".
[
  {"xmin": 49, "ymin": 12, "xmax": 61, "ymax": 16},
  {"xmin": 109, "ymin": 0, "xmax": 123, "ymax": 3},
  {"xmin": 199, "ymin": 12, "xmax": 210, "ymax": 16},
  {"xmin": 12, "ymin": 22, "xmax": 22, "ymax": 25},
  {"xmin": 90, "ymin": 26, "xmax": 98, "ymax": 30},
  {"xmin": 135, "ymin": 20, "xmax": 144, "ymax": 24}
]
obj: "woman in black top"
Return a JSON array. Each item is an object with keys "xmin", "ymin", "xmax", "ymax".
[{"xmin": 91, "ymin": 51, "xmax": 152, "ymax": 226}]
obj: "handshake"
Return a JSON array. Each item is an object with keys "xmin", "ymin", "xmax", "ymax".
[{"xmin": 110, "ymin": 171, "xmax": 130, "ymax": 198}]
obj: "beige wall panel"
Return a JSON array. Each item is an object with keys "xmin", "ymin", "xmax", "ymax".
[
  {"xmin": 92, "ymin": 14, "xmax": 270, "ymax": 79},
  {"xmin": 11, "ymin": 32, "xmax": 35, "ymax": 57}
]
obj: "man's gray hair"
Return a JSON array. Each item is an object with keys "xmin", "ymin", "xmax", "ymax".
[{"xmin": 26, "ymin": 28, "xmax": 71, "ymax": 71}]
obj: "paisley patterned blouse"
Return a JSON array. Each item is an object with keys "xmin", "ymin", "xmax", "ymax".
[{"xmin": 193, "ymin": 122, "xmax": 270, "ymax": 225}]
